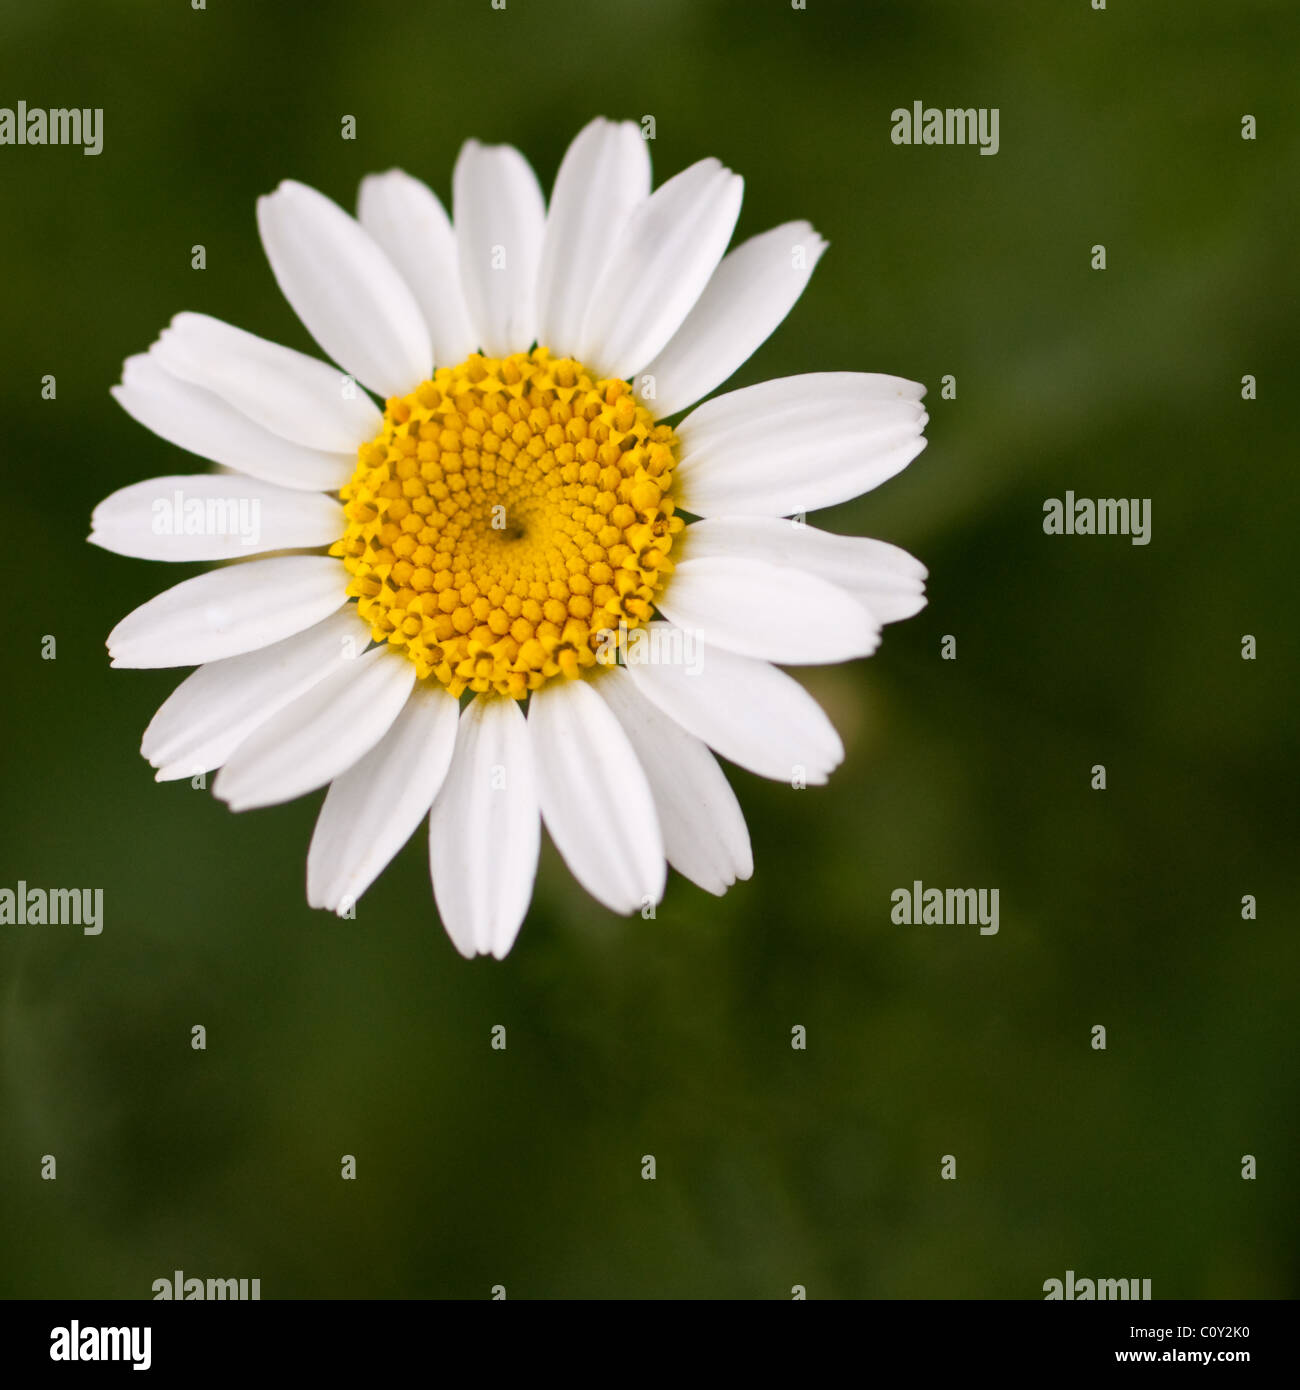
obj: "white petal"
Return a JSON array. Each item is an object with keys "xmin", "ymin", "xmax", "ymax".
[
  {"xmin": 597, "ymin": 668, "xmax": 751, "ymax": 896},
  {"xmin": 357, "ymin": 170, "xmax": 479, "ymax": 367},
  {"xmin": 656, "ymin": 556, "xmax": 879, "ymax": 664},
  {"xmin": 622, "ymin": 622, "xmax": 843, "ymax": 784},
  {"xmin": 452, "ymin": 141, "xmax": 546, "ymax": 357},
  {"xmin": 141, "ymin": 607, "xmax": 363, "ymax": 780},
  {"xmin": 535, "ymin": 118, "xmax": 650, "ymax": 357},
  {"xmin": 575, "ymin": 157, "xmax": 744, "ymax": 380},
  {"xmin": 641, "ymin": 221, "xmax": 827, "ymax": 417},
  {"xmin": 679, "ymin": 369, "xmax": 925, "ymax": 440},
  {"xmin": 107, "ymin": 555, "xmax": 347, "ymax": 669},
  {"xmin": 213, "ymin": 646, "xmax": 415, "ymax": 812},
  {"xmin": 307, "ymin": 683, "xmax": 459, "ymax": 913},
  {"xmin": 675, "ymin": 372, "xmax": 928, "ymax": 516},
  {"xmin": 89, "ymin": 473, "xmax": 343, "ymax": 562},
  {"xmin": 527, "ymin": 680, "xmax": 665, "ymax": 915},
  {"xmin": 112, "ymin": 355, "xmax": 353, "ymax": 492},
  {"xmin": 682, "ymin": 517, "xmax": 928, "ymax": 623},
  {"xmin": 429, "ymin": 697, "xmax": 540, "ymax": 960},
  {"xmin": 256, "ymin": 179, "xmax": 432, "ymax": 397},
  {"xmin": 148, "ymin": 312, "xmax": 381, "ymax": 453}
]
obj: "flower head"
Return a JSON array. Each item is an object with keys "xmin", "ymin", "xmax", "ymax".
[{"xmin": 92, "ymin": 117, "xmax": 928, "ymax": 957}]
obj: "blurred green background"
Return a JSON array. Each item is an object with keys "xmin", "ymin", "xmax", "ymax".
[{"xmin": 1, "ymin": 0, "xmax": 1296, "ymax": 1299}]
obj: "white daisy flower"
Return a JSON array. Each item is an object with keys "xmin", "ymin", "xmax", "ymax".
[{"xmin": 91, "ymin": 117, "xmax": 929, "ymax": 959}]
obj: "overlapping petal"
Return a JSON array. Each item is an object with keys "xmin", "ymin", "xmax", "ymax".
[
  {"xmin": 257, "ymin": 179, "xmax": 431, "ymax": 397},
  {"xmin": 675, "ymin": 372, "xmax": 927, "ymax": 516},
  {"xmin": 681, "ymin": 517, "xmax": 928, "ymax": 623},
  {"xmin": 597, "ymin": 669, "xmax": 751, "ymax": 896},
  {"xmin": 307, "ymin": 683, "xmax": 459, "ymax": 913},
  {"xmin": 528, "ymin": 680, "xmax": 665, "ymax": 914},
  {"xmin": 111, "ymin": 355, "xmax": 353, "ymax": 492},
  {"xmin": 429, "ymin": 697, "xmax": 540, "ymax": 959},
  {"xmin": 213, "ymin": 645, "xmax": 415, "ymax": 812},
  {"xmin": 452, "ymin": 141, "xmax": 546, "ymax": 357},
  {"xmin": 90, "ymin": 473, "xmax": 342, "ymax": 562},
  {"xmin": 107, "ymin": 556, "xmax": 347, "ymax": 669},
  {"xmin": 642, "ymin": 221, "xmax": 827, "ymax": 418}
]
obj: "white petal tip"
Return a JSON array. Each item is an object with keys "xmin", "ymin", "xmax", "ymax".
[
  {"xmin": 107, "ymin": 649, "xmax": 161, "ymax": 670},
  {"xmin": 210, "ymin": 775, "xmax": 246, "ymax": 811},
  {"xmin": 884, "ymin": 594, "xmax": 928, "ymax": 623}
]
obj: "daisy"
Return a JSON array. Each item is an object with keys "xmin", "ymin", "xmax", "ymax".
[{"xmin": 91, "ymin": 117, "xmax": 929, "ymax": 959}]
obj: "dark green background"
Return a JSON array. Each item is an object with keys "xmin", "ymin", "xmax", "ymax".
[{"xmin": 1, "ymin": 0, "xmax": 1295, "ymax": 1298}]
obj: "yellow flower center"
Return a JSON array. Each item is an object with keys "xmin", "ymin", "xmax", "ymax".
[{"xmin": 332, "ymin": 348, "xmax": 682, "ymax": 699}]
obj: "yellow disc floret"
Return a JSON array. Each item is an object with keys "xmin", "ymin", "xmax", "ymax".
[{"xmin": 331, "ymin": 348, "xmax": 683, "ymax": 699}]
